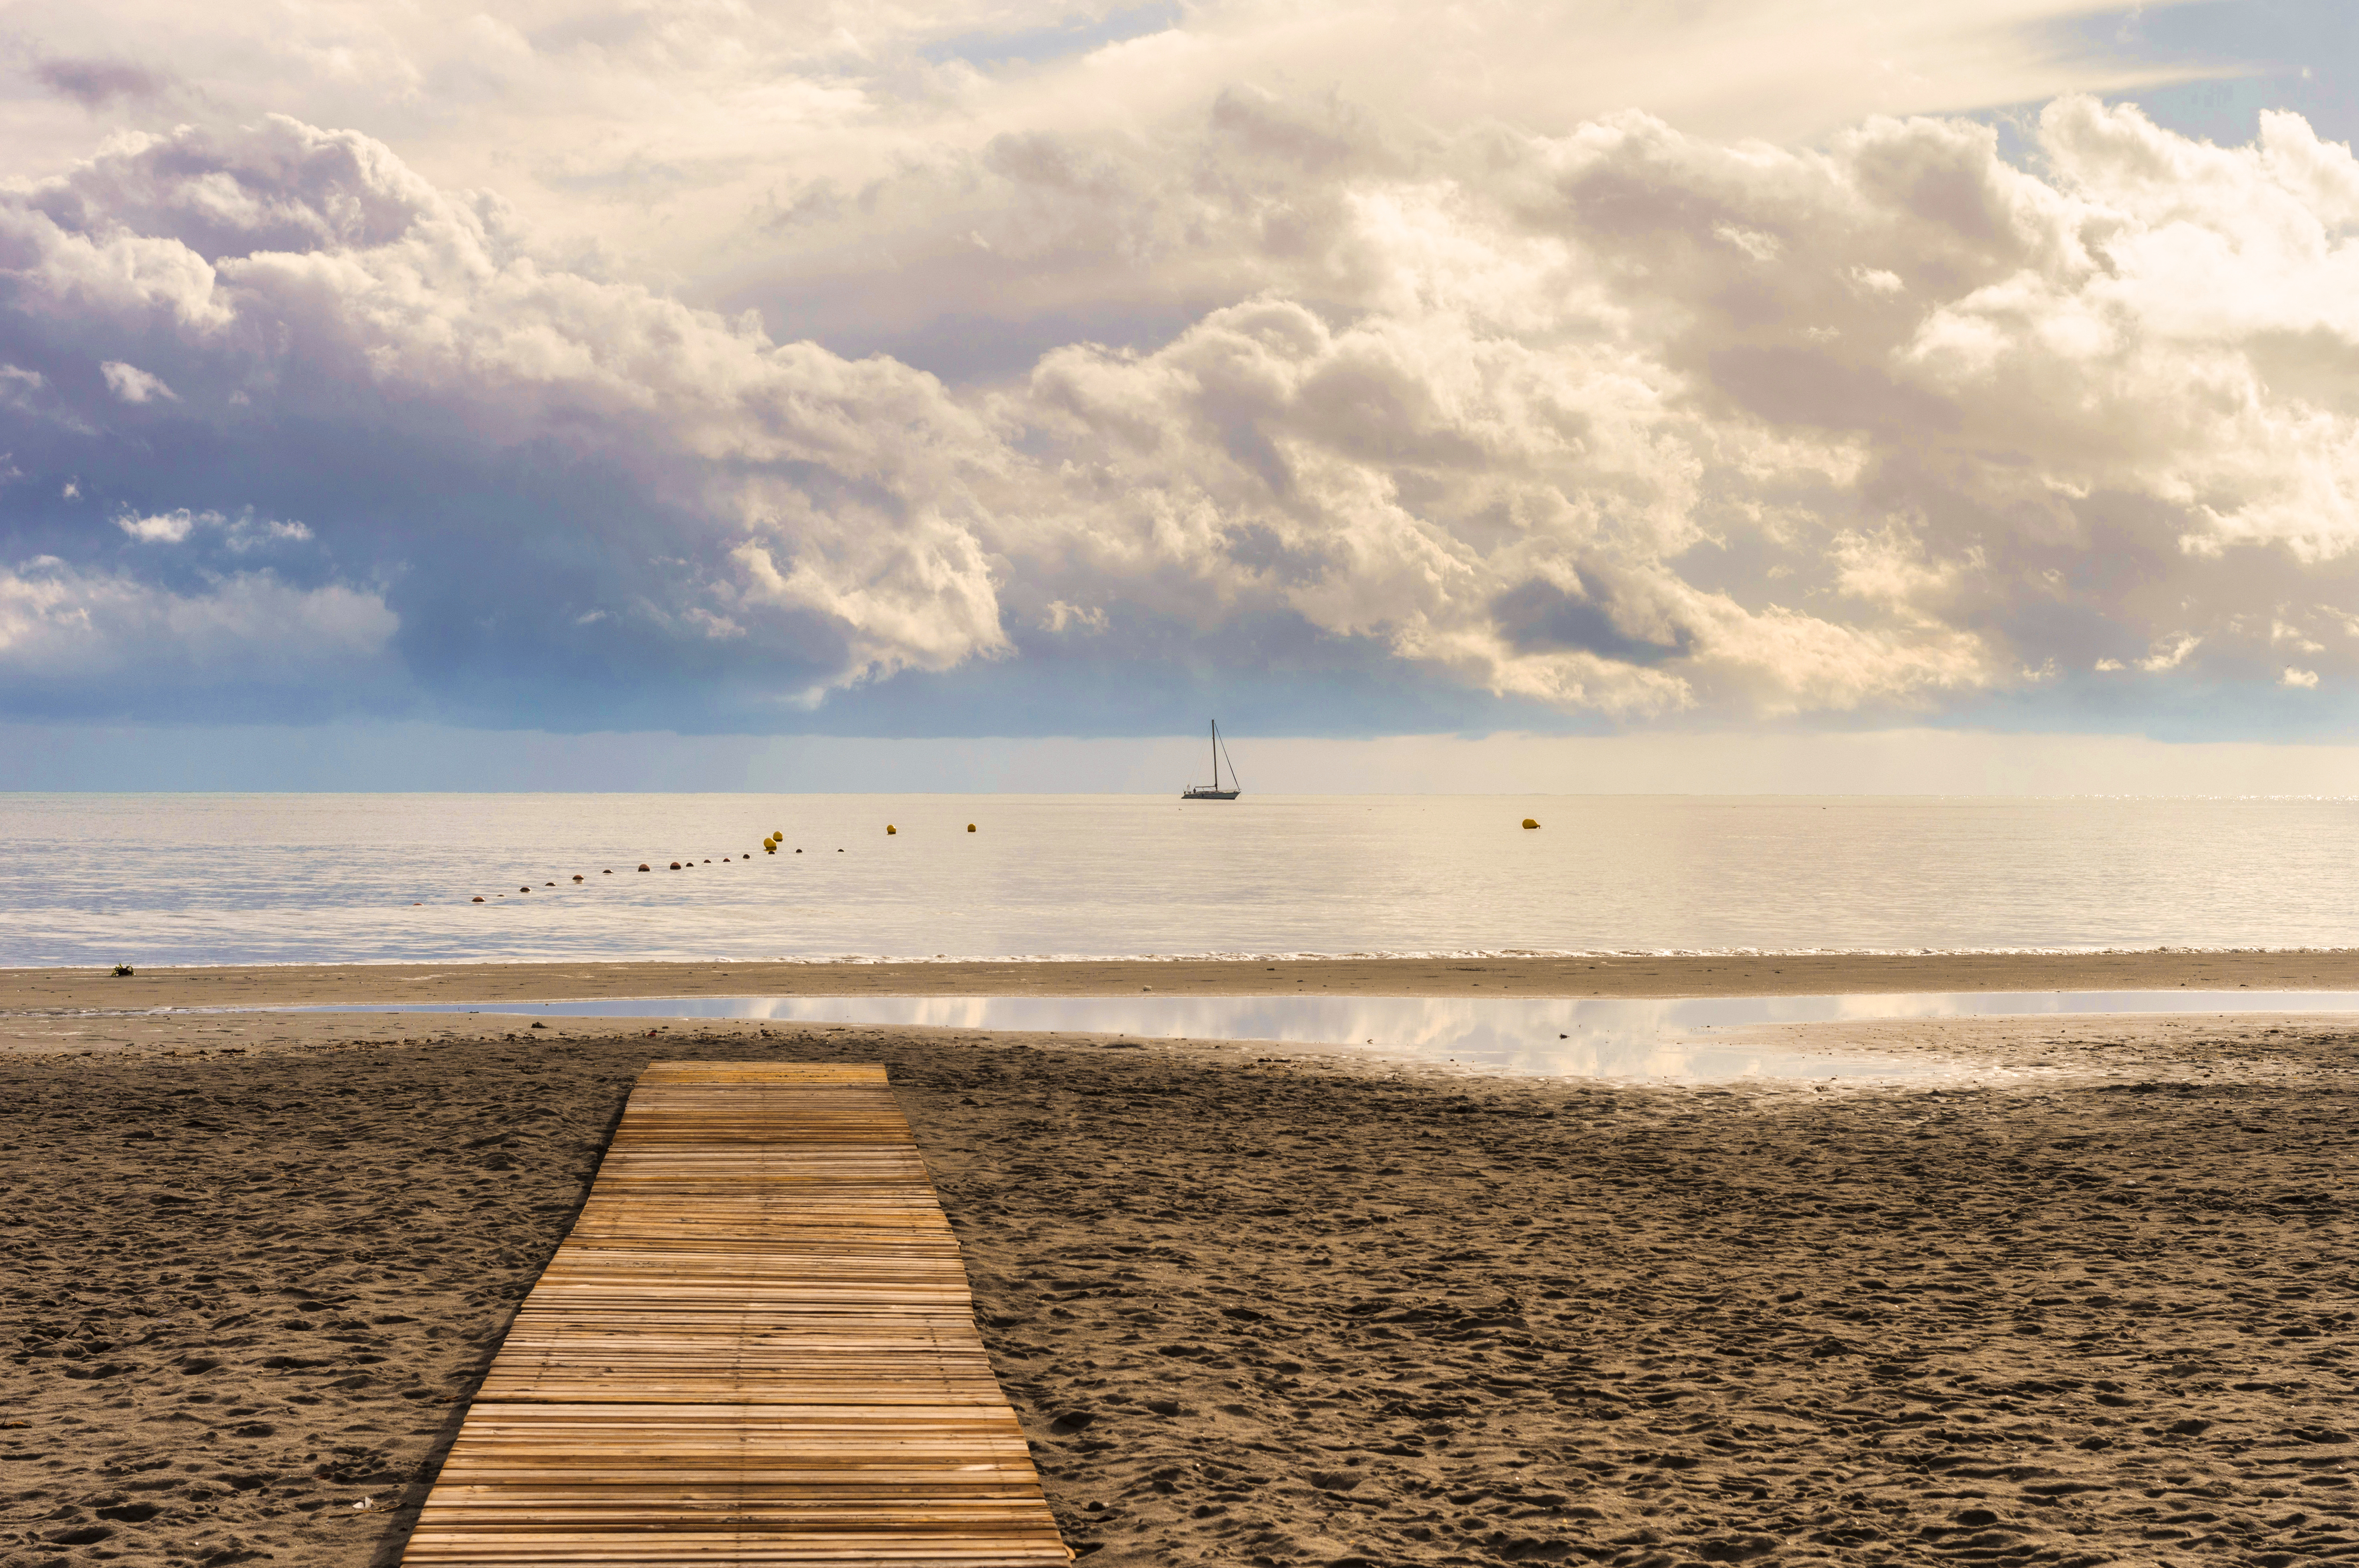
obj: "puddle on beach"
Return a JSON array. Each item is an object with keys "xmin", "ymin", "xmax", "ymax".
[{"xmin": 275, "ymin": 989, "xmax": 2359, "ymax": 1084}]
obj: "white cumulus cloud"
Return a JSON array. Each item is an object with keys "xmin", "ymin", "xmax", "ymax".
[
  {"xmin": 115, "ymin": 508, "xmax": 312, "ymax": 549},
  {"xmin": 0, "ymin": 558, "xmax": 399, "ymax": 702},
  {"xmin": 2, "ymin": 90, "xmax": 2358, "ymax": 732},
  {"xmin": 98, "ymin": 361, "xmax": 175, "ymax": 402}
]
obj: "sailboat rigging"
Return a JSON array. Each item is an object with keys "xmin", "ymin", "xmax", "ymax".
[{"xmin": 1182, "ymin": 720, "xmax": 1242, "ymax": 800}]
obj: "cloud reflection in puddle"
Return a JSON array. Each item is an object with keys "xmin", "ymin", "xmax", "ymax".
[{"xmin": 278, "ymin": 990, "xmax": 2359, "ymax": 1083}]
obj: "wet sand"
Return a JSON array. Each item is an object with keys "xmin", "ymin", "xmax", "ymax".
[
  {"xmin": 10, "ymin": 946, "xmax": 2359, "ymax": 1015},
  {"xmin": 6, "ymin": 1010, "xmax": 2357, "ymax": 1568}
]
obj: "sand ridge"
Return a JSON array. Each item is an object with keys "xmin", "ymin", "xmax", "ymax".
[{"xmin": 5, "ymin": 1015, "xmax": 2358, "ymax": 1567}]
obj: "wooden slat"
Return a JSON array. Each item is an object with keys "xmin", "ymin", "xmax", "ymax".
[{"xmin": 401, "ymin": 1062, "xmax": 1071, "ymax": 1566}]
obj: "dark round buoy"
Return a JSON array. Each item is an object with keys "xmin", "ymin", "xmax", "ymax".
[
  {"xmin": 669, "ymin": 861, "xmax": 682, "ymax": 870},
  {"xmin": 520, "ymin": 885, "xmax": 531, "ymax": 892},
  {"xmin": 795, "ymin": 848, "xmax": 802, "ymax": 853},
  {"xmin": 545, "ymin": 881, "xmax": 555, "ymax": 886},
  {"xmin": 472, "ymin": 896, "xmax": 485, "ymax": 903},
  {"xmin": 573, "ymin": 874, "xmax": 584, "ymax": 882},
  {"xmin": 639, "ymin": 863, "xmax": 651, "ymax": 872},
  {"xmin": 604, "ymin": 869, "xmax": 613, "ymax": 874},
  {"xmin": 967, "ymin": 823, "xmax": 976, "ymax": 832}
]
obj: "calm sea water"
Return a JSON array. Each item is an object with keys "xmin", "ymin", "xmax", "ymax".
[{"xmin": 3, "ymin": 793, "xmax": 2355, "ymax": 968}]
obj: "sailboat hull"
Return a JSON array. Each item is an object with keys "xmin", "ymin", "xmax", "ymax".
[{"xmin": 1181, "ymin": 787, "xmax": 1240, "ymax": 800}]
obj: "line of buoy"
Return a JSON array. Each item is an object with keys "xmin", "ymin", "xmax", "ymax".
[{"xmin": 463, "ymin": 820, "xmax": 978, "ymax": 904}]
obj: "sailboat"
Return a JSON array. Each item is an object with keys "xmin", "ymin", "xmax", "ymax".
[{"xmin": 1181, "ymin": 720, "xmax": 1242, "ymax": 800}]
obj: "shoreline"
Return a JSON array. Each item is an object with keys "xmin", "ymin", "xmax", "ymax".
[
  {"xmin": 9, "ymin": 1000, "xmax": 2354, "ymax": 1087},
  {"xmin": 12, "ymin": 946, "xmax": 2359, "ymax": 1014}
]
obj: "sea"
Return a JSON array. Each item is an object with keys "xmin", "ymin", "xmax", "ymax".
[{"xmin": 4, "ymin": 792, "xmax": 2356, "ymax": 969}]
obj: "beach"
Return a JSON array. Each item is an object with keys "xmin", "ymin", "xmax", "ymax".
[
  {"xmin": 5, "ymin": 959, "xmax": 2358, "ymax": 1567},
  {"xmin": 12, "ymin": 947, "xmax": 2359, "ymax": 1018}
]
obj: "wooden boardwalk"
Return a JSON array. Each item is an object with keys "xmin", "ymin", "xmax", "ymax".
[{"xmin": 402, "ymin": 1062, "xmax": 1071, "ymax": 1566}]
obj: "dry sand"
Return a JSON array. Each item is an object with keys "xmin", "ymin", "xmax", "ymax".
[{"xmin": 6, "ymin": 1001, "xmax": 2359, "ymax": 1568}]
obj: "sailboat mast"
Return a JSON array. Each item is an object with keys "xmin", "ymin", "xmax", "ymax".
[{"xmin": 1211, "ymin": 720, "xmax": 1219, "ymax": 789}]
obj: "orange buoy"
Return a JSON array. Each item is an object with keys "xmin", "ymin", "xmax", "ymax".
[
  {"xmin": 886, "ymin": 824, "xmax": 897, "ymax": 835},
  {"xmin": 1521, "ymin": 818, "xmax": 1540, "ymax": 830},
  {"xmin": 967, "ymin": 823, "xmax": 976, "ymax": 832}
]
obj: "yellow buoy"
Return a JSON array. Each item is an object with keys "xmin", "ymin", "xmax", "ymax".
[
  {"xmin": 1522, "ymin": 818, "xmax": 1540, "ymax": 829},
  {"xmin": 967, "ymin": 823, "xmax": 976, "ymax": 832},
  {"xmin": 886, "ymin": 824, "xmax": 898, "ymax": 835}
]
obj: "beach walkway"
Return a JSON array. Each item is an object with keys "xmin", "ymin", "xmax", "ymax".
[{"xmin": 400, "ymin": 1060, "xmax": 1071, "ymax": 1566}]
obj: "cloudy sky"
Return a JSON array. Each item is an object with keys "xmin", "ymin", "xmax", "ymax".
[{"xmin": 3, "ymin": 0, "xmax": 2357, "ymax": 784}]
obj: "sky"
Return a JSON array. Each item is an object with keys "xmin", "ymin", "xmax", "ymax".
[{"xmin": 2, "ymin": 0, "xmax": 2358, "ymax": 789}]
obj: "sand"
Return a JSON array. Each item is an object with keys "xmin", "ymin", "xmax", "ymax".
[
  {"xmin": 6, "ymin": 1000, "xmax": 2359, "ymax": 1568},
  {"xmin": 11, "ymin": 945, "xmax": 2359, "ymax": 1016}
]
